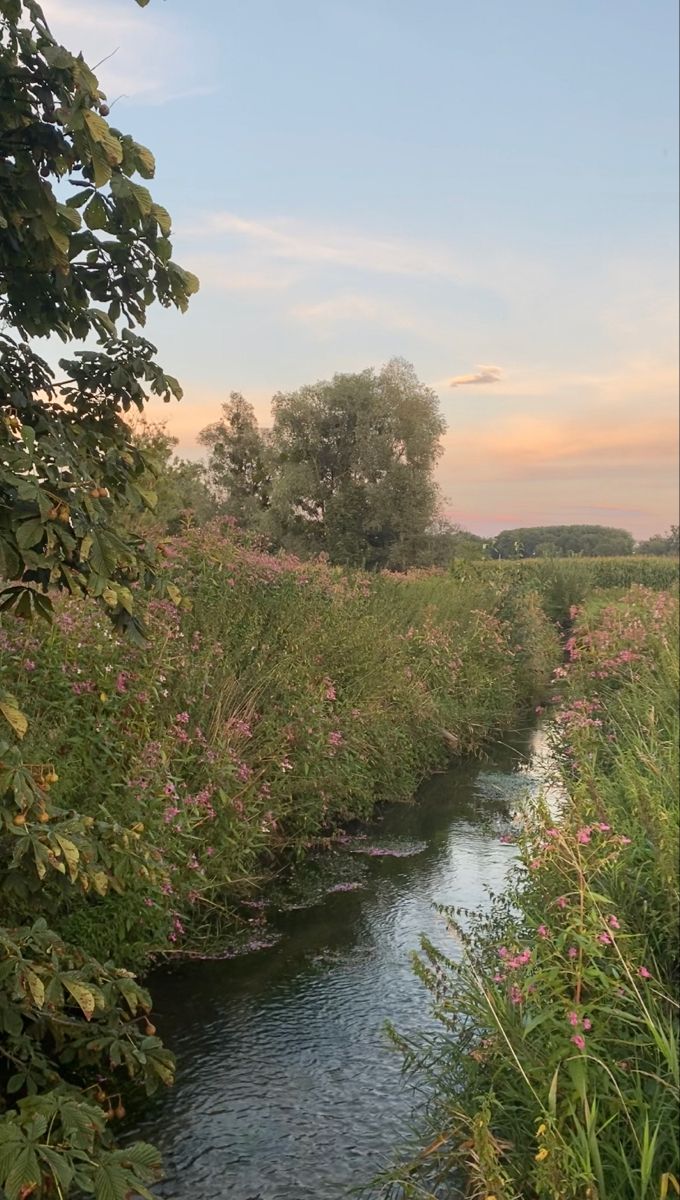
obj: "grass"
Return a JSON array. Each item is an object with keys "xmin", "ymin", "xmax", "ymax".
[
  {"xmin": 1, "ymin": 521, "xmax": 560, "ymax": 966},
  {"xmin": 376, "ymin": 584, "xmax": 679, "ymax": 1200}
]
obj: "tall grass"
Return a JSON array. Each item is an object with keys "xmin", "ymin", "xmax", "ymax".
[
  {"xmin": 377, "ymin": 584, "xmax": 679, "ymax": 1200},
  {"xmin": 1, "ymin": 523, "xmax": 560, "ymax": 967},
  {"xmin": 449, "ymin": 556, "xmax": 679, "ymax": 622}
]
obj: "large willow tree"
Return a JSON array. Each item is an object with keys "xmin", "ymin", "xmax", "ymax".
[{"xmin": 0, "ymin": 2, "xmax": 196, "ymax": 1195}]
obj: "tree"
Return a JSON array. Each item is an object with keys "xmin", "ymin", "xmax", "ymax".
[
  {"xmin": 129, "ymin": 420, "xmax": 219, "ymax": 535},
  {"xmin": 0, "ymin": 1, "xmax": 195, "ymax": 1193},
  {"xmin": 492, "ymin": 525, "xmax": 635, "ymax": 559},
  {"xmin": 198, "ymin": 392, "xmax": 272, "ymax": 529},
  {"xmin": 636, "ymin": 526, "xmax": 679, "ymax": 556},
  {"xmin": 267, "ymin": 358, "xmax": 446, "ymax": 568},
  {"xmin": 0, "ymin": 0, "xmax": 198, "ymax": 640}
]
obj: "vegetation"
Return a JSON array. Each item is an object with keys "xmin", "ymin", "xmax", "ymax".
[
  {"xmin": 377, "ymin": 584, "xmax": 679, "ymax": 1200},
  {"xmin": 449, "ymin": 555, "xmax": 679, "ymax": 623},
  {"xmin": 0, "ymin": 0, "xmax": 199, "ymax": 1193},
  {"xmin": 198, "ymin": 360, "xmax": 446, "ymax": 569},
  {"xmin": 636, "ymin": 526, "xmax": 679, "ymax": 557},
  {"xmin": 490, "ymin": 525, "xmax": 636, "ymax": 559}
]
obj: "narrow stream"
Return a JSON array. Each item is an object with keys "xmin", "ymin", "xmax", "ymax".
[{"xmin": 128, "ymin": 724, "xmax": 555, "ymax": 1199}]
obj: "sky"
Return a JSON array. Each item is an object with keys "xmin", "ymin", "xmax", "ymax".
[{"xmin": 48, "ymin": 0, "xmax": 678, "ymax": 538}]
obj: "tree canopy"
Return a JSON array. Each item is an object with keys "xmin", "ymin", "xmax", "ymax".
[
  {"xmin": 198, "ymin": 392, "xmax": 272, "ymax": 529},
  {"xmin": 0, "ymin": 0, "xmax": 198, "ymax": 638},
  {"xmin": 635, "ymin": 526, "xmax": 679, "ymax": 557},
  {"xmin": 491, "ymin": 525, "xmax": 635, "ymax": 559},
  {"xmin": 265, "ymin": 358, "xmax": 446, "ymax": 568},
  {"xmin": 0, "ymin": 1, "xmax": 195, "ymax": 1194}
]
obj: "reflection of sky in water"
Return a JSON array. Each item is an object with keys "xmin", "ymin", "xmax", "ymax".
[{"xmin": 127, "ymin": 729, "xmax": 555, "ymax": 1200}]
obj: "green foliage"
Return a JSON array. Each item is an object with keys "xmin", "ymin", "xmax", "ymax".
[
  {"xmin": 0, "ymin": 0, "xmax": 196, "ymax": 1191},
  {"xmin": 1, "ymin": 525, "xmax": 561, "ymax": 965},
  {"xmin": 491, "ymin": 524, "xmax": 636, "ymax": 559},
  {"xmin": 199, "ymin": 392, "xmax": 272, "ymax": 528},
  {"xmin": 636, "ymin": 525, "xmax": 679, "ymax": 557},
  {"xmin": 0, "ymin": 0, "xmax": 198, "ymax": 633},
  {"xmin": 377, "ymin": 586, "xmax": 679, "ymax": 1200},
  {"xmin": 450, "ymin": 555, "xmax": 679, "ymax": 622},
  {"xmin": 127, "ymin": 420, "xmax": 220, "ymax": 536},
  {"xmin": 266, "ymin": 358, "xmax": 446, "ymax": 567}
]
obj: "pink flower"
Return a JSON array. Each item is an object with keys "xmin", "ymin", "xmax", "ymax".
[
  {"xmin": 618, "ymin": 836, "xmax": 632, "ymax": 845},
  {"xmin": 596, "ymin": 823, "xmax": 611, "ymax": 832},
  {"xmin": 567, "ymin": 1011, "xmax": 579, "ymax": 1026},
  {"xmin": 529, "ymin": 858, "xmax": 541, "ymax": 870},
  {"xmin": 608, "ymin": 915, "xmax": 621, "ymax": 929},
  {"xmin": 576, "ymin": 827, "xmax": 592, "ymax": 845},
  {"xmin": 582, "ymin": 1018, "xmax": 592, "ymax": 1031},
  {"xmin": 537, "ymin": 925, "xmax": 549, "ymax": 939},
  {"xmin": 546, "ymin": 828, "xmax": 560, "ymax": 839},
  {"xmin": 498, "ymin": 947, "xmax": 509, "ymax": 959},
  {"xmin": 328, "ymin": 730, "xmax": 344, "ymax": 747},
  {"xmin": 571, "ymin": 1034, "xmax": 586, "ymax": 1050},
  {"xmin": 509, "ymin": 985, "xmax": 523, "ymax": 1005},
  {"xmin": 638, "ymin": 966, "xmax": 652, "ymax": 980},
  {"xmin": 163, "ymin": 805, "xmax": 180, "ymax": 824},
  {"xmin": 493, "ymin": 973, "xmax": 504, "ymax": 982},
  {"xmin": 556, "ymin": 896, "xmax": 568, "ymax": 909},
  {"xmin": 568, "ymin": 946, "xmax": 578, "ymax": 959},
  {"xmin": 175, "ymin": 711, "xmax": 190, "ymax": 725},
  {"xmin": 23, "ymin": 659, "xmax": 36, "ymax": 672},
  {"xmin": 598, "ymin": 932, "xmax": 612, "ymax": 945}
]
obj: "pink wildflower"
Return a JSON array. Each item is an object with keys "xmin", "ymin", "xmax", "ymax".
[
  {"xmin": 567, "ymin": 1011, "xmax": 579, "ymax": 1026},
  {"xmin": 537, "ymin": 925, "xmax": 549, "ymax": 939},
  {"xmin": 556, "ymin": 895, "xmax": 568, "ymax": 909},
  {"xmin": 638, "ymin": 966, "xmax": 652, "ymax": 980},
  {"xmin": 598, "ymin": 932, "xmax": 612, "ymax": 945},
  {"xmin": 23, "ymin": 659, "xmax": 36, "ymax": 672},
  {"xmin": 608, "ymin": 915, "xmax": 621, "ymax": 929},
  {"xmin": 582, "ymin": 1018, "xmax": 592, "ymax": 1031},
  {"xmin": 175, "ymin": 711, "xmax": 190, "ymax": 725},
  {"xmin": 568, "ymin": 946, "xmax": 578, "ymax": 959},
  {"xmin": 509, "ymin": 985, "xmax": 523, "ymax": 1005},
  {"xmin": 576, "ymin": 827, "xmax": 591, "ymax": 845},
  {"xmin": 571, "ymin": 1034, "xmax": 586, "ymax": 1050},
  {"xmin": 328, "ymin": 730, "xmax": 344, "ymax": 747},
  {"xmin": 597, "ymin": 823, "xmax": 611, "ymax": 832}
]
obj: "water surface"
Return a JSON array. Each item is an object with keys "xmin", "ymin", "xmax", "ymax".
[{"xmin": 129, "ymin": 725, "xmax": 552, "ymax": 1199}]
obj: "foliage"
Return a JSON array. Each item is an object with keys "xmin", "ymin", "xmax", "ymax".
[
  {"xmin": 0, "ymin": 0, "xmax": 197, "ymax": 1191},
  {"xmin": 636, "ymin": 526, "xmax": 679, "ymax": 557},
  {"xmin": 449, "ymin": 555, "xmax": 679, "ymax": 623},
  {"xmin": 377, "ymin": 586, "xmax": 679, "ymax": 1200},
  {"xmin": 0, "ymin": 0, "xmax": 198, "ymax": 636},
  {"xmin": 198, "ymin": 392, "xmax": 272, "ymax": 529},
  {"xmin": 266, "ymin": 358, "xmax": 446, "ymax": 568},
  {"xmin": 127, "ymin": 420, "xmax": 220, "ymax": 536},
  {"xmin": 1, "ymin": 524, "xmax": 562, "ymax": 966},
  {"xmin": 491, "ymin": 525, "xmax": 635, "ymax": 559}
]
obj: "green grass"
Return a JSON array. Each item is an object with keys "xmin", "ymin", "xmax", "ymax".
[
  {"xmin": 376, "ymin": 584, "xmax": 679, "ymax": 1200},
  {"xmin": 1, "ymin": 522, "xmax": 560, "ymax": 966}
]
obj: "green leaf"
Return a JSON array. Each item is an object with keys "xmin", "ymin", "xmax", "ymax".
[
  {"xmin": 93, "ymin": 1162, "xmax": 131, "ymax": 1200},
  {"xmin": 15, "ymin": 519, "xmax": 44, "ymax": 551},
  {"xmin": 84, "ymin": 193, "xmax": 108, "ymax": 231}
]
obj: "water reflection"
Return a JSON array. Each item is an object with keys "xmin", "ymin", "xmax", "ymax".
[{"xmin": 128, "ymin": 725, "xmax": 550, "ymax": 1199}]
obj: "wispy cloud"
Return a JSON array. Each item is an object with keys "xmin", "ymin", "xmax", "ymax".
[
  {"xmin": 185, "ymin": 212, "xmax": 463, "ymax": 280},
  {"xmin": 45, "ymin": 0, "xmax": 217, "ymax": 106},
  {"xmin": 447, "ymin": 365, "xmax": 503, "ymax": 388},
  {"xmin": 289, "ymin": 292, "xmax": 442, "ymax": 340}
]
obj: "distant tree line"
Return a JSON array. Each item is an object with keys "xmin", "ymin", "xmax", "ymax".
[{"xmin": 129, "ymin": 368, "xmax": 678, "ymax": 569}]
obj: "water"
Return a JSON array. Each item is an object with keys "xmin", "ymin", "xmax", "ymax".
[{"xmin": 128, "ymin": 725, "xmax": 554, "ymax": 1199}]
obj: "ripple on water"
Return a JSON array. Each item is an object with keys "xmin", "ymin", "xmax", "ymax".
[{"xmin": 126, "ymin": 728, "xmax": 553, "ymax": 1199}]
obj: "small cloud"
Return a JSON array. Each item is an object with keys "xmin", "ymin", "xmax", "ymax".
[{"xmin": 448, "ymin": 365, "xmax": 503, "ymax": 388}]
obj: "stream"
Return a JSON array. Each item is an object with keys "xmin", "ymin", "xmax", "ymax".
[{"xmin": 127, "ymin": 723, "xmax": 556, "ymax": 1199}]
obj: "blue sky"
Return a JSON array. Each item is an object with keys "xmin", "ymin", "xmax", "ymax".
[{"xmin": 49, "ymin": 0, "xmax": 678, "ymax": 537}]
